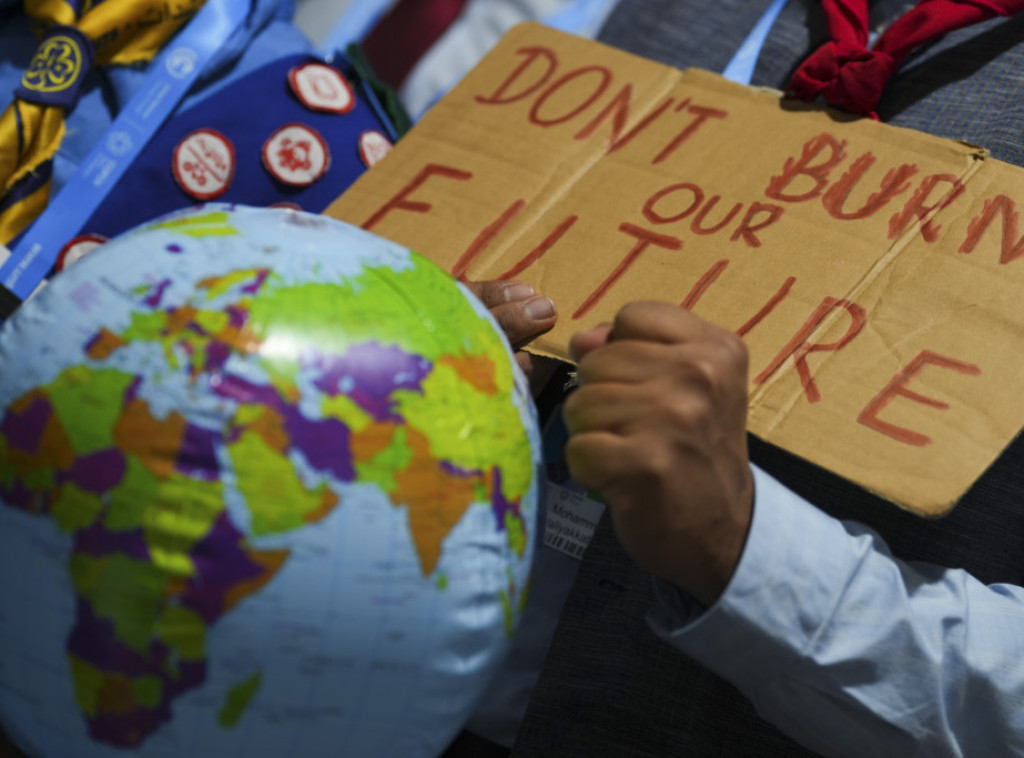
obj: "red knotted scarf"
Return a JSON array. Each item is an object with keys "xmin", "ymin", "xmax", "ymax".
[{"xmin": 788, "ymin": 0, "xmax": 1024, "ymax": 118}]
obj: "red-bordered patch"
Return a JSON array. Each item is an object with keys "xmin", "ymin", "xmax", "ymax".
[
  {"xmin": 262, "ymin": 123, "xmax": 330, "ymax": 187},
  {"xmin": 56, "ymin": 233, "xmax": 107, "ymax": 272},
  {"xmin": 269, "ymin": 201, "xmax": 303, "ymax": 211},
  {"xmin": 358, "ymin": 130, "xmax": 393, "ymax": 168},
  {"xmin": 288, "ymin": 62, "xmax": 356, "ymax": 114},
  {"xmin": 172, "ymin": 128, "xmax": 235, "ymax": 200}
]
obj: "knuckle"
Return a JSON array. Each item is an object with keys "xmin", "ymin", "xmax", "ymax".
[
  {"xmin": 665, "ymin": 393, "xmax": 711, "ymax": 432},
  {"xmin": 573, "ymin": 351, "xmax": 602, "ymax": 384},
  {"xmin": 672, "ymin": 333, "xmax": 748, "ymax": 397},
  {"xmin": 689, "ymin": 357, "xmax": 720, "ymax": 393},
  {"xmin": 712, "ymin": 327, "xmax": 749, "ymax": 372},
  {"xmin": 463, "ymin": 279, "xmax": 487, "ymax": 303},
  {"xmin": 561, "ymin": 384, "xmax": 599, "ymax": 427},
  {"xmin": 561, "ymin": 390, "xmax": 584, "ymax": 425},
  {"xmin": 563, "ymin": 435, "xmax": 587, "ymax": 462},
  {"xmin": 626, "ymin": 440, "xmax": 675, "ymax": 491},
  {"xmin": 475, "ymin": 280, "xmax": 504, "ymax": 307},
  {"xmin": 491, "ymin": 306, "xmax": 530, "ymax": 345},
  {"xmin": 667, "ymin": 350, "xmax": 719, "ymax": 398},
  {"xmin": 494, "ymin": 309, "xmax": 519, "ymax": 337},
  {"xmin": 564, "ymin": 436, "xmax": 603, "ymax": 489},
  {"xmin": 614, "ymin": 300, "xmax": 652, "ymax": 331},
  {"xmin": 617, "ymin": 301, "xmax": 645, "ymax": 322}
]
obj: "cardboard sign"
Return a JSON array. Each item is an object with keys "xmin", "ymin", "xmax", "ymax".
[{"xmin": 325, "ymin": 23, "xmax": 1024, "ymax": 517}]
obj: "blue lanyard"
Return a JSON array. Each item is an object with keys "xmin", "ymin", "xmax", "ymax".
[
  {"xmin": 0, "ymin": 0, "xmax": 250, "ymax": 312},
  {"xmin": 721, "ymin": 0, "xmax": 789, "ymax": 85}
]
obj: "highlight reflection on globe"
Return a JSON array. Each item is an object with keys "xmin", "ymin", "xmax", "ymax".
[{"xmin": 0, "ymin": 205, "xmax": 542, "ymax": 757}]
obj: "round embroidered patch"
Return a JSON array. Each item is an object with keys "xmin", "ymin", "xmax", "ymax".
[
  {"xmin": 172, "ymin": 128, "xmax": 235, "ymax": 200},
  {"xmin": 358, "ymin": 130, "xmax": 393, "ymax": 168},
  {"xmin": 262, "ymin": 123, "xmax": 330, "ymax": 187},
  {"xmin": 56, "ymin": 233, "xmax": 107, "ymax": 272},
  {"xmin": 288, "ymin": 62, "xmax": 356, "ymax": 114}
]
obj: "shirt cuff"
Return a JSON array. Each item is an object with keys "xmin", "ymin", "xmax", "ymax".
[{"xmin": 646, "ymin": 464, "xmax": 870, "ymax": 695}]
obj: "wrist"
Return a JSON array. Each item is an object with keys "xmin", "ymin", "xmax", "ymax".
[{"xmin": 674, "ymin": 470, "xmax": 754, "ymax": 607}]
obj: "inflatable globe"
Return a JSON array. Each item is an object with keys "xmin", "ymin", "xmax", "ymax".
[{"xmin": 0, "ymin": 205, "xmax": 542, "ymax": 757}]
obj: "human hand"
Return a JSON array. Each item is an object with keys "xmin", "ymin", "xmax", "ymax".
[
  {"xmin": 463, "ymin": 279, "xmax": 560, "ymax": 395},
  {"xmin": 563, "ymin": 302, "xmax": 754, "ymax": 607}
]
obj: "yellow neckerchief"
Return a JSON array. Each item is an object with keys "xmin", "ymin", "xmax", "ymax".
[{"xmin": 0, "ymin": 0, "xmax": 205, "ymax": 244}]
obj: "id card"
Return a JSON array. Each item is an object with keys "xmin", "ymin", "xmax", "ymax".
[
  {"xmin": 542, "ymin": 404, "xmax": 605, "ymax": 561},
  {"xmin": 544, "ymin": 482, "xmax": 604, "ymax": 560}
]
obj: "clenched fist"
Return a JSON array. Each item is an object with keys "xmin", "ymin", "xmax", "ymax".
[{"xmin": 564, "ymin": 302, "xmax": 754, "ymax": 606}]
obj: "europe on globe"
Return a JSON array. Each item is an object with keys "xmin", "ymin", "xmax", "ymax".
[{"xmin": 0, "ymin": 205, "xmax": 542, "ymax": 757}]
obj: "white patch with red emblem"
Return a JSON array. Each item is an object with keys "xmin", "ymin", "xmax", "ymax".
[
  {"xmin": 358, "ymin": 130, "xmax": 393, "ymax": 168},
  {"xmin": 172, "ymin": 128, "xmax": 235, "ymax": 200},
  {"xmin": 288, "ymin": 63, "xmax": 356, "ymax": 114},
  {"xmin": 262, "ymin": 123, "xmax": 330, "ymax": 186},
  {"xmin": 56, "ymin": 233, "xmax": 108, "ymax": 272}
]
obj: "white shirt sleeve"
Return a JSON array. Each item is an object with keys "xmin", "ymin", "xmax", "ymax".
[{"xmin": 647, "ymin": 465, "xmax": 1024, "ymax": 757}]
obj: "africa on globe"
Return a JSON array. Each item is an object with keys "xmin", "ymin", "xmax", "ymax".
[{"xmin": 0, "ymin": 205, "xmax": 542, "ymax": 757}]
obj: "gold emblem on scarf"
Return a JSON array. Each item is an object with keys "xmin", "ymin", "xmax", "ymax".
[{"xmin": 21, "ymin": 35, "xmax": 85, "ymax": 94}]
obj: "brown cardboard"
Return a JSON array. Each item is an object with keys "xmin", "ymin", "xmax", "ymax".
[{"xmin": 325, "ymin": 22, "xmax": 1024, "ymax": 517}]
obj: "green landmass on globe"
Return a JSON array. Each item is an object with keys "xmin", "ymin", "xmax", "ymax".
[{"xmin": 0, "ymin": 209, "xmax": 538, "ymax": 752}]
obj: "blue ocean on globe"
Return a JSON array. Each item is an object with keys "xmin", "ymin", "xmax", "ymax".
[{"xmin": 0, "ymin": 204, "xmax": 542, "ymax": 757}]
